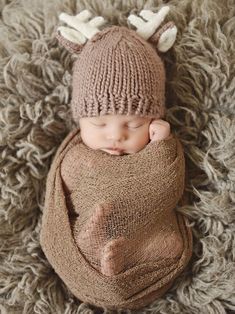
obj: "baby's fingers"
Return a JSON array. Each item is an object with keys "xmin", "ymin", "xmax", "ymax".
[{"xmin": 149, "ymin": 119, "xmax": 171, "ymax": 141}]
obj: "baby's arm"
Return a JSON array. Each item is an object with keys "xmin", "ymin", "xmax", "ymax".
[{"xmin": 149, "ymin": 119, "xmax": 172, "ymax": 142}]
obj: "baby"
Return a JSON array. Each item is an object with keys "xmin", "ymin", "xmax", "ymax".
[
  {"xmin": 40, "ymin": 8, "xmax": 193, "ymax": 310},
  {"xmin": 76, "ymin": 114, "xmax": 172, "ymax": 276}
]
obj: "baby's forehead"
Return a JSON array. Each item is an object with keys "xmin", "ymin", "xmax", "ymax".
[{"xmin": 87, "ymin": 114, "xmax": 152, "ymax": 122}]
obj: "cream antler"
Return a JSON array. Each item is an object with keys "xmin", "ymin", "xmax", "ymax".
[
  {"xmin": 128, "ymin": 6, "xmax": 177, "ymax": 52},
  {"xmin": 57, "ymin": 9, "xmax": 106, "ymax": 45}
]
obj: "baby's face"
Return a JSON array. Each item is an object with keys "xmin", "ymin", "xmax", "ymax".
[{"xmin": 79, "ymin": 114, "xmax": 153, "ymax": 155}]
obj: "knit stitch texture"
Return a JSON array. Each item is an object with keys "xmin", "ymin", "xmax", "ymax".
[{"xmin": 69, "ymin": 26, "xmax": 166, "ymax": 122}]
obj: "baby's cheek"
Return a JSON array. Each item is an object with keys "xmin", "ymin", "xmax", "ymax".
[
  {"xmin": 81, "ymin": 130, "xmax": 101, "ymax": 150},
  {"xmin": 128, "ymin": 129, "xmax": 150, "ymax": 152}
]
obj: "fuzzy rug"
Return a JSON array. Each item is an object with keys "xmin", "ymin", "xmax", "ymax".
[{"xmin": 0, "ymin": 0, "xmax": 235, "ymax": 313}]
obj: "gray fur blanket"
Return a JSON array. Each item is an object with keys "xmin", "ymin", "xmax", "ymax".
[{"xmin": 0, "ymin": 0, "xmax": 234, "ymax": 313}]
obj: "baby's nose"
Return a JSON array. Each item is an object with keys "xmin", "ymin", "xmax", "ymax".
[{"xmin": 106, "ymin": 129, "xmax": 126, "ymax": 142}]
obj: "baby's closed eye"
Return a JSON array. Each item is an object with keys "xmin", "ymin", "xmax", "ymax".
[
  {"xmin": 126, "ymin": 122, "xmax": 144, "ymax": 129},
  {"xmin": 90, "ymin": 121, "xmax": 146, "ymax": 129}
]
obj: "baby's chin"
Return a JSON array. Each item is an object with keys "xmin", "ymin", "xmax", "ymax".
[
  {"xmin": 100, "ymin": 145, "xmax": 148, "ymax": 155},
  {"xmin": 100, "ymin": 148, "xmax": 128, "ymax": 156}
]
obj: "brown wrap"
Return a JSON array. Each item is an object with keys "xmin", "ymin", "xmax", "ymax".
[{"xmin": 40, "ymin": 128, "xmax": 193, "ymax": 310}]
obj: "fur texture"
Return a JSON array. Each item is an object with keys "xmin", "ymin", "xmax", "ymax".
[{"xmin": 0, "ymin": 0, "xmax": 234, "ymax": 313}]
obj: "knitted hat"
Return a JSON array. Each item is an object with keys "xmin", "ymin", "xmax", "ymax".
[{"xmin": 56, "ymin": 8, "xmax": 178, "ymax": 123}]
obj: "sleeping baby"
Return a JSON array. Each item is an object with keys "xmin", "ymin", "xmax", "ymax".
[
  {"xmin": 40, "ymin": 7, "xmax": 193, "ymax": 310},
  {"xmin": 62, "ymin": 114, "xmax": 173, "ymax": 276}
]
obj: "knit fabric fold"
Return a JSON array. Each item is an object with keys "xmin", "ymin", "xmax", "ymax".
[{"xmin": 40, "ymin": 128, "xmax": 193, "ymax": 310}]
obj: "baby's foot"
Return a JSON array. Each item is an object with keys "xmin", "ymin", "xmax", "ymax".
[
  {"xmin": 75, "ymin": 202, "xmax": 115, "ymax": 268},
  {"xmin": 100, "ymin": 237, "xmax": 126, "ymax": 276},
  {"xmin": 76, "ymin": 204, "xmax": 135, "ymax": 275},
  {"xmin": 77, "ymin": 202, "xmax": 113, "ymax": 244}
]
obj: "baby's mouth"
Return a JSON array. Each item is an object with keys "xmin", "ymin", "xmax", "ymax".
[
  {"xmin": 107, "ymin": 147, "xmax": 123, "ymax": 152},
  {"xmin": 103, "ymin": 147, "xmax": 125, "ymax": 155}
]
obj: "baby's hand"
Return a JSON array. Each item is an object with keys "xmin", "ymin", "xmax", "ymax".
[{"xmin": 149, "ymin": 119, "xmax": 171, "ymax": 142}]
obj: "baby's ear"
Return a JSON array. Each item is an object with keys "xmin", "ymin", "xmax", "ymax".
[
  {"xmin": 128, "ymin": 6, "xmax": 177, "ymax": 53},
  {"xmin": 56, "ymin": 9, "xmax": 107, "ymax": 54}
]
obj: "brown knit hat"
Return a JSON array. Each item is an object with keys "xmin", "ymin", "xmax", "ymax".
[
  {"xmin": 56, "ymin": 9, "xmax": 178, "ymax": 123},
  {"xmin": 71, "ymin": 26, "xmax": 165, "ymax": 122}
]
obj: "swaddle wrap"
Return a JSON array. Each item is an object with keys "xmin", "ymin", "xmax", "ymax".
[{"xmin": 40, "ymin": 128, "xmax": 193, "ymax": 310}]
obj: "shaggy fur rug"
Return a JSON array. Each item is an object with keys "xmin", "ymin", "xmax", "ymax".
[{"xmin": 0, "ymin": 0, "xmax": 234, "ymax": 313}]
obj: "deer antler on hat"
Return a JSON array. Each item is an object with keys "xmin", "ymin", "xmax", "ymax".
[
  {"xmin": 56, "ymin": 9, "xmax": 107, "ymax": 53},
  {"xmin": 128, "ymin": 7, "xmax": 177, "ymax": 52},
  {"xmin": 56, "ymin": 6, "xmax": 177, "ymax": 53}
]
